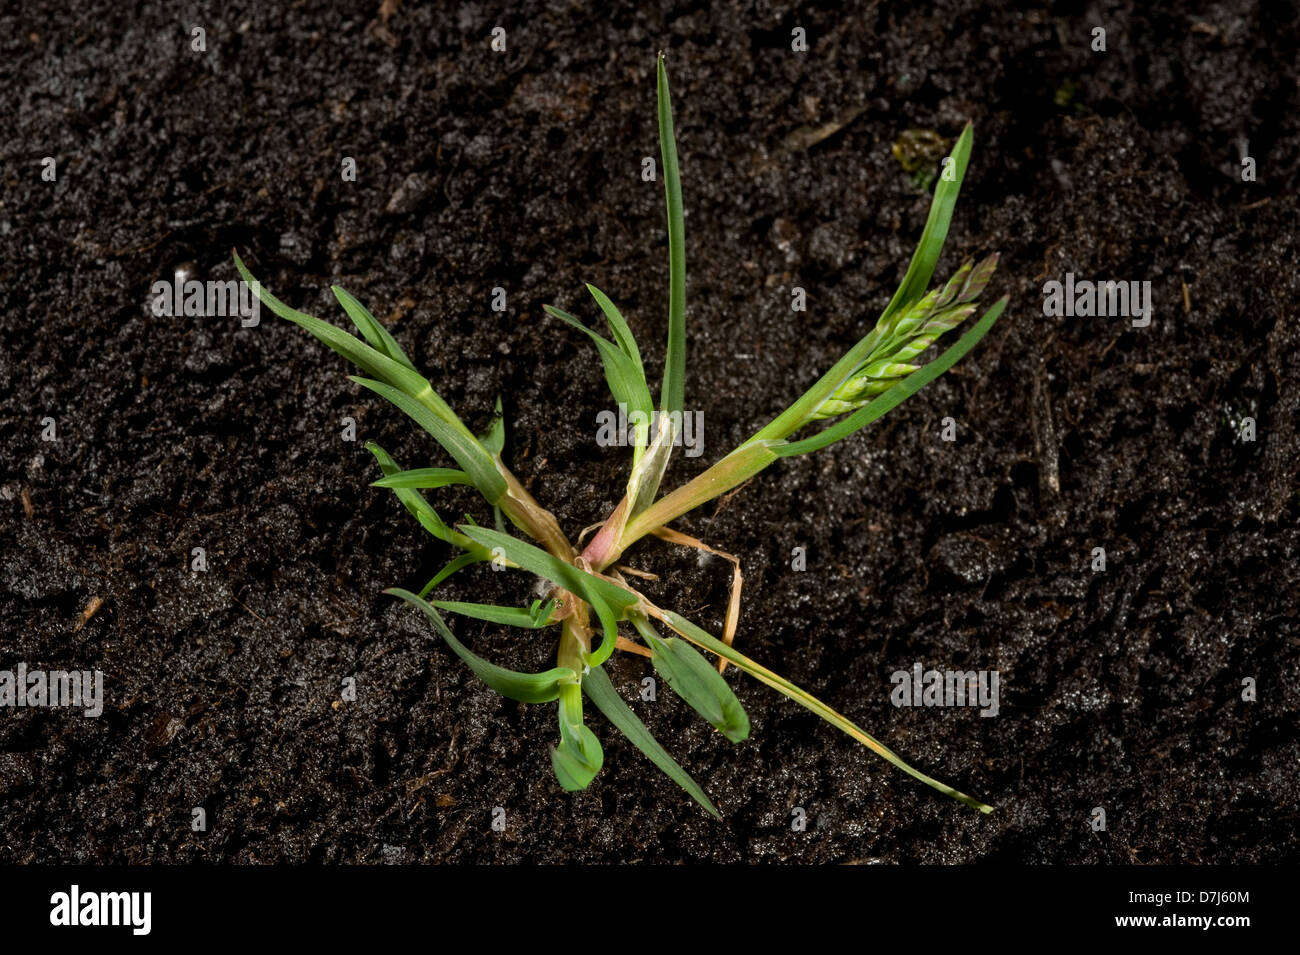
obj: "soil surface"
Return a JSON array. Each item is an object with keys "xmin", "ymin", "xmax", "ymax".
[{"xmin": 2, "ymin": 1, "xmax": 1297, "ymax": 863}]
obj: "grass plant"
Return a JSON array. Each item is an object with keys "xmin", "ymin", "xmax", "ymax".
[{"xmin": 234, "ymin": 54, "xmax": 1007, "ymax": 816}]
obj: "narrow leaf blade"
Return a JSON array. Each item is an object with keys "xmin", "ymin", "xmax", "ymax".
[
  {"xmin": 331, "ymin": 285, "xmax": 417, "ymax": 372},
  {"xmin": 234, "ymin": 252, "xmax": 452, "ymax": 419},
  {"xmin": 582, "ymin": 665, "xmax": 719, "ymax": 817},
  {"xmin": 432, "ymin": 598, "xmax": 558, "ymax": 629},
  {"xmin": 372, "ymin": 468, "xmax": 474, "ymax": 490},
  {"xmin": 552, "ymin": 682, "xmax": 603, "ymax": 790},
  {"xmin": 654, "ymin": 608, "xmax": 993, "ymax": 813},
  {"xmin": 545, "ymin": 305, "xmax": 653, "ymax": 425},
  {"xmin": 881, "ymin": 124, "xmax": 974, "ymax": 322},
  {"xmin": 551, "ymin": 729, "xmax": 604, "ymax": 790},
  {"xmin": 456, "ymin": 525, "xmax": 638, "ymax": 614},
  {"xmin": 418, "ymin": 553, "xmax": 483, "ymax": 596},
  {"xmin": 645, "ymin": 633, "xmax": 749, "ymax": 742},
  {"xmin": 586, "ymin": 284, "xmax": 644, "ymax": 373},
  {"xmin": 657, "ymin": 54, "xmax": 686, "ymax": 417},
  {"xmin": 352, "ymin": 377, "xmax": 507, "ymax": 504},
  {"xmin": 366, "ymin": 442, "xmax": 451, "ymax": 541},
  {"xmin": 387, "ymin": 589, "xmax": 576, "ymax": 703}
]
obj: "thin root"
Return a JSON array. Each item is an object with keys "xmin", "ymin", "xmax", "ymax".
[
  {"xmin": 614, "ymin": 564, "xmax": 660, "ymax": 581},
  {"xmin": 652, "ymin": 526, "xmax": 743, "ymax": 673},
  {"xmin": 605, "ymin": 569, "xmax": 656, "ymax": 660},
  {"xmin": 576, "ymin": 521, "xmax": 605, "ymax": 548},
  {"xmin": 615, "ymin": 635, "xmax": 653, "ymax": 659}
]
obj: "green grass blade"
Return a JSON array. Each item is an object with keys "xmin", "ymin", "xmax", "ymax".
[
  {"xmin": 582, "ymin": 664, "xmax": 720, "ymax": 818},
  {"xmin": 387, "ymin": 588, "xmax": 576, "ymax": 703},
  {"xmin": 655, "ymin": 608, "xmax": 994, "ymax": 813},
  {"xmin": 331, "ymin": 285, "xmax": 417, "ymax": 372},
  {"xmin": 234, "ymin": 252, "xmax": 468, "ymax": 433},
  {"xmin": 776, "ymin": 295, "xmax": 1007, "ymax": 457},
  {"xmin": 631, "ymin": 615, "xmax": 748, "ymax": 742},
  {"xmin": 351, "ymin": 377, "xmax": 507, "ymax": 504},
  {"xmin": 455, "ymin": 526, "xmax": 638, "ymax": 615},
  {"xmin": 366, "ymin": 443, "xmax": 492, "ymax": 556},
  {"xmin": 880, "ymin": 123, "xmax": 974, "ymax": 322},
  {"xmin": 418, "ymin": 553, "xmax": 484, "ymax": 597},
  {"xmin": 432, "ymin": 598, "xmax": 559, "ymax": 629},
  {"xmin": 545, "ymin": 305, "xmax": 654, "ymax": 431},
  {"xmin": 553, "ymin": 682, "xmax": 603, "ymax": 790},
  {"xmin": 456, "ymin": 525, "xmax": 634, "ymax": 668},
  {"xmin": 586, "ymin": 284, "xmax": 644, "ymax": 374},
  {"xmin": 657, "ymin": 53, "xmax": 686, "ymax": 417},
  {"xmin": 372, "ymin": 467, "xmax": 473, "ymax": 490},
  {"xmin": 366, "ymin": 442, "xmax": 452, "ymax": 541},
  {"xmin": 551, "ymin": 735, "xmax": 602, "ymax": 790},
  {"xmin": 583, "ymin": 590, "xmax": 621, "ymax": 668}
]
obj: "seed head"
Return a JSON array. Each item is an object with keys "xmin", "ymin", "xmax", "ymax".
[{"xmin": 812, "ymin": 254, "xmax": 998, "ymax": 421}]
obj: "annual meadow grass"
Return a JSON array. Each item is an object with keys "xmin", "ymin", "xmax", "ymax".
[{"xmin": 234, "ymin": 54, "xmax": 1007, "ymax": 816}]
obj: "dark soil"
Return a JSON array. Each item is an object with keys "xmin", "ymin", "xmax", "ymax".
[{"xmin": 2, "ymin": 1, "xmax": 1297, "ymax": 863}]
